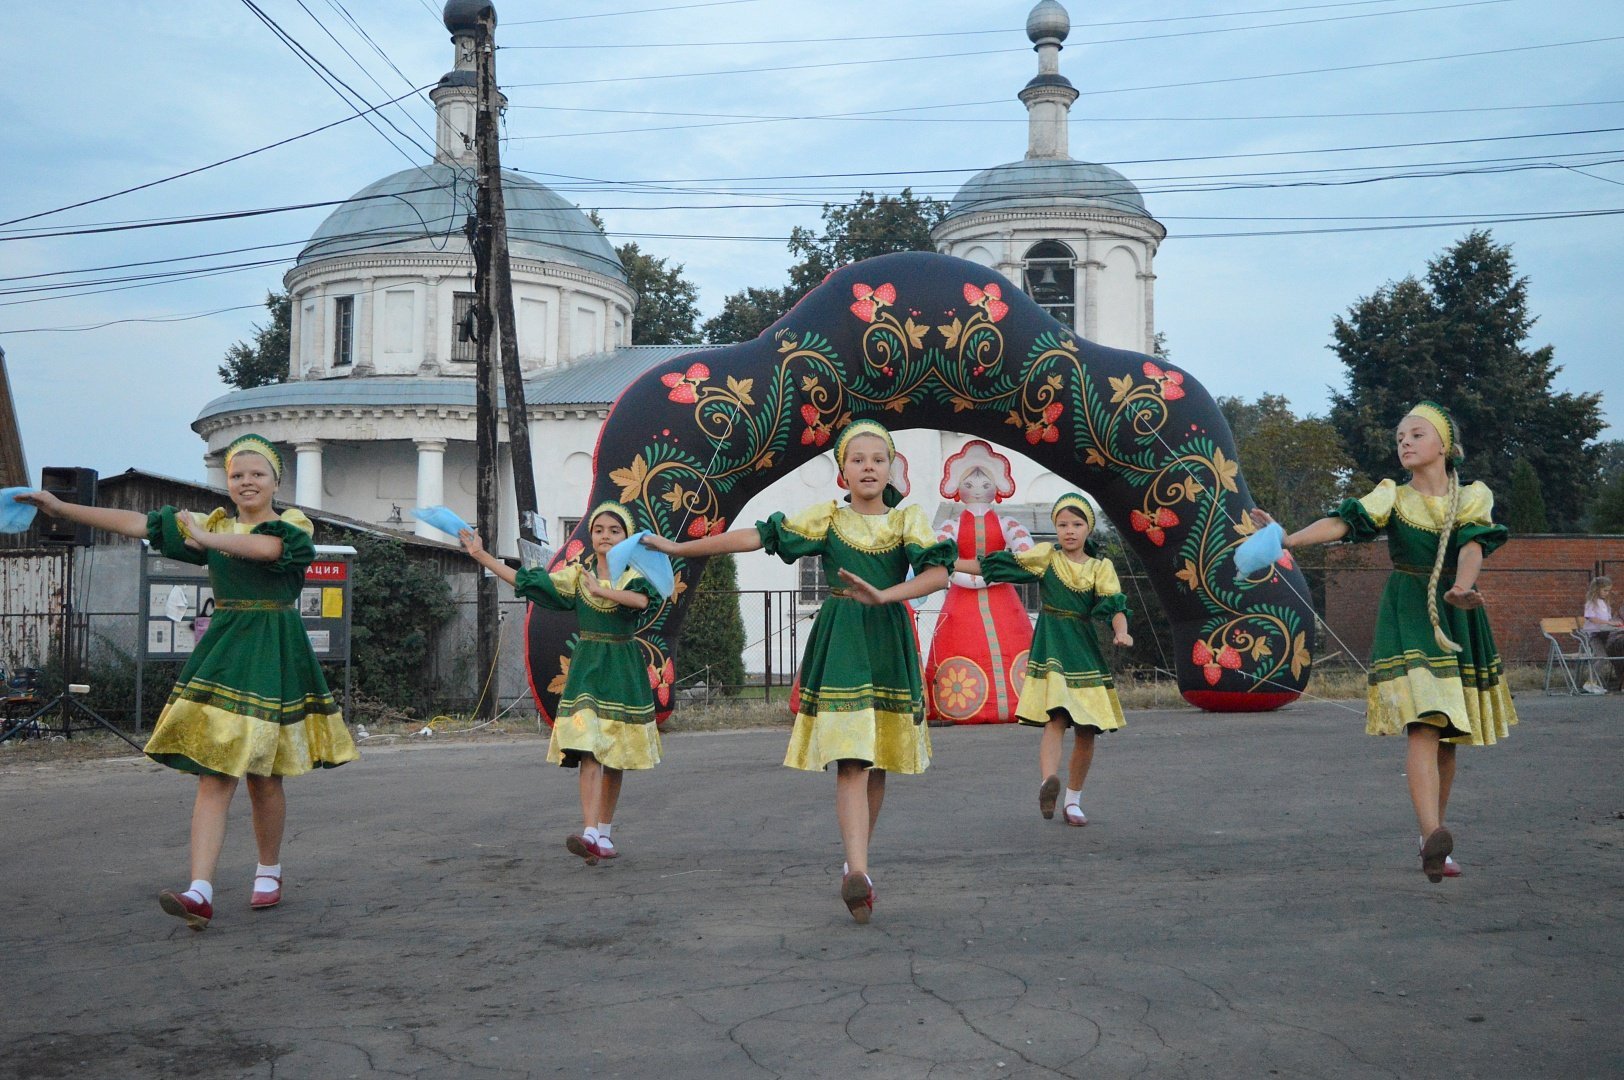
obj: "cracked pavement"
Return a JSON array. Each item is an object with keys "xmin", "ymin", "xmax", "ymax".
[{"xmin": 1, "ymin": 694, "xmax": 1618, "ymax": 1078}]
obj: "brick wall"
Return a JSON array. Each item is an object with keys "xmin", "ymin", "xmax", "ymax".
[{"xmin": 1324, "ymin": 535, "xmax": 1624, "ymax": 665}]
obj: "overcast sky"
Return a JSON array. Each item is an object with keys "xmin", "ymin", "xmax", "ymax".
[{"xmin": 3, "ymin": 0, "xmax": 1618, "ymax": 484}]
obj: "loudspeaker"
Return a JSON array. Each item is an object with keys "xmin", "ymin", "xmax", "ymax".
[{"xmin": 39, "ymin": 466, "xmax": 98, "ymax": 546}]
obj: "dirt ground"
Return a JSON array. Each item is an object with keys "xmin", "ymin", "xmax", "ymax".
[{"xmin": 0, "ymin": 693, "xmax": 1619, "ymax": 1079}]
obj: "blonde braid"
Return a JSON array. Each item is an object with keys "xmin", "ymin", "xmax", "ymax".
[{"xmin": 1425, "ymin": 471, "xmax": 1465, "ymax": 654}]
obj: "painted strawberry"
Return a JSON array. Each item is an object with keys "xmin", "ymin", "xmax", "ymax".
[
  {"xmin": 1043, "ymin": 402, "xmax": 1064, "ymax": 424},
  {"xmin": 1191, "ymin": 640, "xmax": 1213, "ymax": 666},
  {"xmin": 661, "ymin": 361, "xmax": 709, "ymax": 404},
  {"xmin": 964, "ymin": 282, "xmax": 1008, "ymax": 322},
  {"xmin": 1203, "ymin": 663, "xmax": 1223, "ymax": 686},
  {"xmin": 1130, "ymin": 509, "xmax": 1152, "ymax": 533},
  {"xmin": 563, "ymin": 539, "xmax": 585, "ymax": 562},
  {"xmin": 1154, "ymin": 507, "xmax": 1179, "ymax": 529},
  {"xmin": 850, "ymin": 282, "xmax": 895, "ymax": 323},
  {"xmin": 1276, "ymin": 550, "xmax": 1295, "ymax": 570},
  {"xmin": 800, "ymin": 404, "xmax": 819, "ymax": 425},
  {"xmin": 1042, "ymin": 425, "xmax": 1059, "ymax": 443},
  {"xmin": 1161, "ymin": 369, "xmax": 1186, "ymax": 400},
  {"xmin": 1143, "ymin": 361, "xmax": 1164, "ymax": 380},
  {"xmin": 1217, "ymin": 645, "xmax": 1243, "ymax": 670}
]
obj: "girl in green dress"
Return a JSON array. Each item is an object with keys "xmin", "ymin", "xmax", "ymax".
[
  {"xmin": 16, "ymin": 434, "xmax": 357, "ymax": 930},
  {"xmin": 460, "ymin": 502, "xmax": 660, "ymax": 865},
  {"xmin": 959, "ymin": 494, "xmax": 1133, "ymax": 828},
  {"xmin": 644, "ymin": 420, "xmax": 954, "ymax": 923},
  {"xmin": 1251, "ymin": 402, "xmax": 1516, "ymax": 882}
]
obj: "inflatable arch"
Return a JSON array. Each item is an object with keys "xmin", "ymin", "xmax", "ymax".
[{"xmin": 526, "ymin": 251, "xmax": 1316, "ymax": 717}]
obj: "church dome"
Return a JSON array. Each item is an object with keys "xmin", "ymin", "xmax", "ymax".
[
  {"xmin": 945, "ymin": 158, "xmax": 1149, "ymax": 220},
  {"xmin": 297, "ymin": 163, "xmax": 625, "ymax": 282}
]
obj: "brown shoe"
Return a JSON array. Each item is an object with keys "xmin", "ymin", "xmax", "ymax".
[
  {"xmin": 841, "ymin": 871, "xmax": 874, "ymax": 925},
  {"xmin": 1038, "ymin": 775, "xmax": 1061, "ymax": 819},
  {"xmin": 1420, "ymin": 827, "xmax": 1453, "ymax": 883}
]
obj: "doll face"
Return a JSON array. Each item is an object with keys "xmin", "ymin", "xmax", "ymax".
[
  {"xmin": 589, "ymin": 512, "xmax": 628, "ymax": 555},
  {"xmin": 840, "ymin": 434, "xmax": 892, "ymax": 502},
  {"xmin": 1395, "ymin": 415, "xmax": 1445, "ymax": 471},
  {"xmin": 957, "ymin": 467, "xmax": 997, "ymax": 505},
  {"xmin": 227, "ymin": 452, "xmax": 277, "ymax": 515},
  {"xmin": 1054, "ymin": 507, "xmax": 1092, "ymax": 553}
]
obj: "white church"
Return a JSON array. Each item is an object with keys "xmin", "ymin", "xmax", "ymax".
[{"xmin": 192, "ymin": 0, "xmax": 1166, "ymax": 674}]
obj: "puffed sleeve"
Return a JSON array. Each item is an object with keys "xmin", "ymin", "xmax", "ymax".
[
  {"xmin": 619, "ymin": 570, "xmax": 663, "ymax": 608},
  {"xmin": 1089, "ymin": 558, "xmax": 1132, "ymax": 620},
  {"xmin": 248, "ymin": 509, "xmax": 317, "ymax": 574},
  {"xmin": 514, "ymin": 565, "xmax": 581, "ymax": 611},
  {"xmin": 1331, "ymin": 478, "xmax": 1397, "ymax": 542},
  {"xmin": 144, "ymin": 506, "xmax": 208, "ymax": 565},
  {"xmin": 1454, "ymin": 481, "xmax": 1508, "ymax": 557},
  {"xmin": 980, "ymin": 543, "xmax": 1050, "ymax": 584},
  {"xmin": 899, "ymin": 505, "xmax": 957, "ymax": 574},
  {"xmin": 1001, "ymin": 516, "xmax": 1035, "ymax": 553},
  {"xmin": 756, "ymin": 501, "xmax": 836, "ymax": 563}
]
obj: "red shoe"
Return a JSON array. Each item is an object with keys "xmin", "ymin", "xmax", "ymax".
[
  {"xmin": 1442, "ymin": 855, "xmax": 1462, "ymax": 878},
  {"xmin": 595, "ymin": 838, "xmax": 620, "ymax": 860},
  {"xmin": 251, "ymin": 873, "xmax": 282, "ymax": 910},
  {"xmin": 841, "ymin": 871, "xmax": 874, "ymax": 925},
  {"xmin": 565, "ymin": 834, "xmax": 601, "ymax": 865},
  {"xmin": 158, "ymin": 889, "xmax": 213, "ymax": 931}
]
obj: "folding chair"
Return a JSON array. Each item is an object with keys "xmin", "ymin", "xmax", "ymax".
[{"xmin": 1541, "ymin": 617, "xmax": 1595, "ymax": 695}]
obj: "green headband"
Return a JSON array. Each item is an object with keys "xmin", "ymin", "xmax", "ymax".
[
  {"xmin": 1404, "ymin": 401, "xmax": 1460, "ymax": 459},
  {"xmin": 834, "ymin": 419, "xmax": 896, "ymax": 467},
  {"xmin": 588, "ymin": 500, "xmax": 636, "ymax": 535},
  {"xmin": 1051, "ymin": 493, "xmax": 1095, "ymax": 529},
  {"xmin": 224, "ymin": 434, "xmax": 282, "ymax": 480}
]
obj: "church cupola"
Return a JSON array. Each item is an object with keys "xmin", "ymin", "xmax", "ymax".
[
  {"xmin": 429, "ymin": 1, "xmax": 500, "ymax": 167},
  {"xmin": 1020, "ymin": 0, "xmax": 1080, "ymax": 160}
]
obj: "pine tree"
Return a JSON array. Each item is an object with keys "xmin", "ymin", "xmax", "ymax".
[
  {"xmin": 1504, "ymin": 457, "xmax": 1549, "ymax": 534},
  {"xmin": 675, "ymin": 554, "xmax": 746, "ymax": 694},
  {"xmin": 218, "ymin": 292, "xmax": 291, "ymax": 389}
]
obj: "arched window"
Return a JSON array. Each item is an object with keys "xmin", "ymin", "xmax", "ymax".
[{"xmin": 1022, "ymin": 241, "xmax": 1076, "ymax": 327}]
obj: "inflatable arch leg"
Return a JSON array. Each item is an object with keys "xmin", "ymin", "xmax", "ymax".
[{"xmin": 526, "ymin": 251, "xmax": 1316, "ymax": 718}]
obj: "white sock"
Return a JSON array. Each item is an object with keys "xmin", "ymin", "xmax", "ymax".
[
  {"xmin": 254, "ymin": 863, "xmax": 281, "ymax": 887},
  {"xmin": 596, "ymin": 823, "xmax": 613, "ymax": 841},
  {"xmin": 583, "ymin": 827, "xmax": 599, "ymax": 844},
  {"xmin": 187, "ymin": 879, "xmax": 213, "ymax": 905},
  {"xmin": 1065, "ymin": 788, "xmax": 1083, "ymax": 807}
]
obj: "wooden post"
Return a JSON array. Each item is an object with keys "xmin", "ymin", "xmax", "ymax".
[
  {"xmin": 476, "ymin": 10, "xmax": 539, "ymax": 542},
  {"xmin": 469, "ymin": 16, "xmax": 501, "ymax": 721}
]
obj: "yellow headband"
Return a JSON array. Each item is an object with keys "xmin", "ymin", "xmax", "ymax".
[
  {"xmin": 1404, "ymin": 402, "xmax": 1457, "ymax": 458},
  {"xmin": 588, "ymin": 500, "xmax": 635, "ymax": 535},
  {"xmin": 834, "ymin": 419, "xmax": 896, "ymax": 467},
  {"xmin": 224, "ymin": 434, "xmax": 282, "ymax": 480},
  {"xmin": 1051, "ymin": 493, "xmax": 1095, "ymax": 529}
]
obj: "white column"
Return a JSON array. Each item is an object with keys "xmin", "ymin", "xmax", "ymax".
[
  {"xmin": 204, "ymin": 453, "xmax": 226, "ymax": 491},
  {"xmin": 414, "ymin": 437, "xmax": 448, "ymax": 538},
  {"xmin": 294, "ymin": 441, "xmax": 324, "ymax": 509}
]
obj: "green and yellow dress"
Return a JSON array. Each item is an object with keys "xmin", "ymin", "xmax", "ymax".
[
  {"xmin": 1332, "ymin": 479, "xmax": 1517, "ymax": 743},
  {"xmin": 980, "ymin": 545, "xmax": 1130, "ymax": 732},
  {"xmin": 757, "ymin": 501, "xmax": 956, "ymax": 773},
  {"xmin": 143, "ymin": 507, "xmax": 357, "ymax": 777},
  {"xmin": 516, "ymin": 563, "xmax": 662, "ymax": 770}
]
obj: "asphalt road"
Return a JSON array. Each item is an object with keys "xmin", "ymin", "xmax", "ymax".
[{"xmin": 1, "ymin": 693, "xmax": 1619, "ymax": 1079}]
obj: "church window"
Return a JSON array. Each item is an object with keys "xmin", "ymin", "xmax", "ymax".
[
  {"xmin": 1022, "ymin": 242, "xmax": 1076, "ymax": 327},
  {"xmin": 451, "ymin": 292, "xmax": 478, "ymax": 363},
  {"xmin": 333, "ymin": 296, "xmax": 355, "ymax": 367}
]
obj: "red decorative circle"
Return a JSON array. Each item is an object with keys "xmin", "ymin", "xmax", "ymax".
[{"xmin": 932, "ymin": 657, "xmax": 989, "ymax": 721}]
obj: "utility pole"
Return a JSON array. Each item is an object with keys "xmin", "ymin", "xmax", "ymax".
[{"xmin": 475, "ymin": 8, "xmax": 539, "ymax": 540}]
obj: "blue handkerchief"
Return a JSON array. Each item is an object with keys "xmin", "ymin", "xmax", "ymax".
[
  {"xmin": 411, "ymin": 505, "xmax": 471, "ymax": 540},
  {"xmin": 1233, "ymin": 522, "xmax": 1285, "ymax": 576},
  {"xmin": 0, "ymin": 488, "xmax": 39, "ymax": 534},
  {"xmin": 608, "ymin": 531, "xmax": 674, "ymax": 599}
]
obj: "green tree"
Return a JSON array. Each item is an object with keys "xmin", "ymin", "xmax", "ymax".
[
  {"xmin": 1219, "ymin": 394, "xmax": 1367, "ymax": 530},
  {"xmin": 1327, "ymin": 231, "xmax": 1604, "ymax": 531},
  {"xmin": 1585, "ymin": 440, "xmax": 1624, "ymax": 532},
  {"xmin": 219, "ymin": 291, "xmax": 291, "ymax": 389},
  {"xmin": 785, "ymin": 188, "xmax": 948, "ymax": 294},
  {"xmin": 329, "ymin": 531, "xmax": 456, "ymax": 712},
  {"xmin": 675, "ymin": 554, "xmax": 746, "ymax": 694},
  {"xmin": 702, "ymin": 286, "xmax": 797, "ymax": 344},
  {"xmin": 617, "ymin": 242, "xmax": 701, "ymax": 345},
  {"xmin": 1504, "ymin": 457, "xmax": 1550, "ymax": 533}
]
